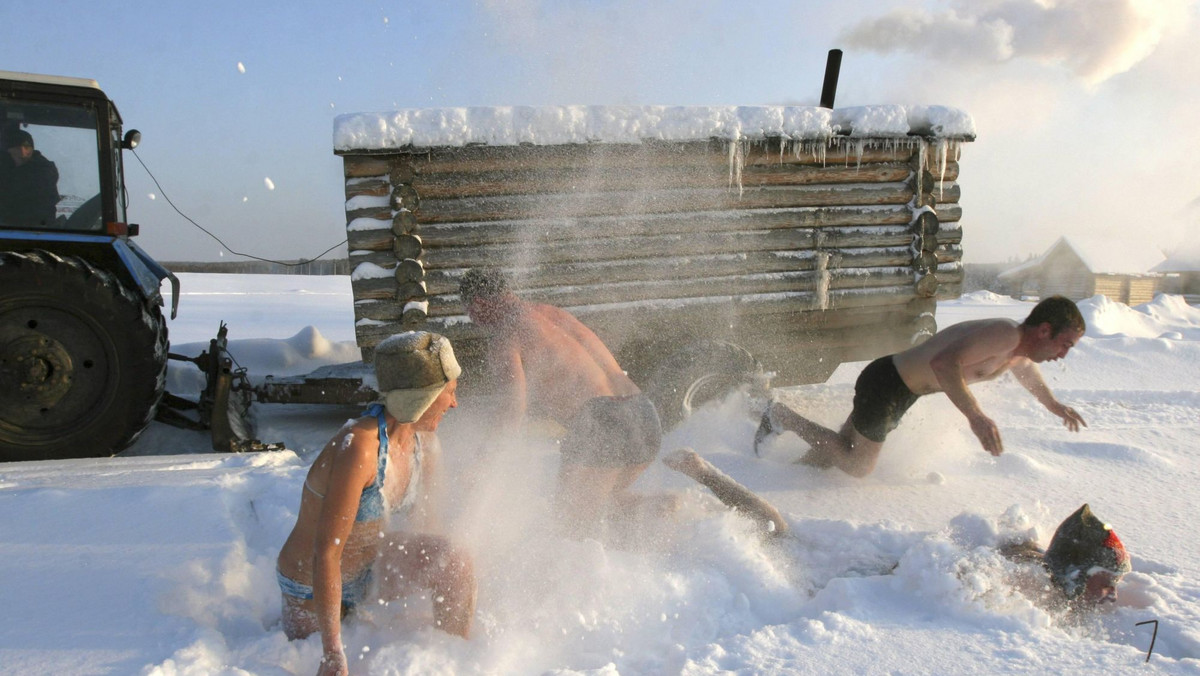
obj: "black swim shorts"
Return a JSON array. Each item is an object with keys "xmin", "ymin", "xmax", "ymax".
[
  {"xmin": 561, "ymin": 393, "xmax": 662, "ymax": 467},
  {"xmin": 849, "ymin": 355, "xmax": 920, "ymax": 443}
]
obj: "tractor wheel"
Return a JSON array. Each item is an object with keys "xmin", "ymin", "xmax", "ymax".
[
  {"xmin": 0, "ymin": 250, "xmax": 168, "ymax": 461},
  {"xmin": 644, "ymin": 340, "xmax": 762, "ymax": 430}
]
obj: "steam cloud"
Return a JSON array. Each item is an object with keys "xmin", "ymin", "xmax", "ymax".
[{"xmin": 841, "ymin": 0, "xmax": 1189, "ymax": 84}]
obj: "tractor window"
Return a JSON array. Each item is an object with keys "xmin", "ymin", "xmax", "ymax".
[{"xmin": 1, "ymin": 103, "xmax": 103, "ymax": 231}]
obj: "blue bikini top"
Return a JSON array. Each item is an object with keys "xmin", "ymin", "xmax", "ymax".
[{"xmin": 354, "ymin": 403, "xmax": 421, "ymax": 522}]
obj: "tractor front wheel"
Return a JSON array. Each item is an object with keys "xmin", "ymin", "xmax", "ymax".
[{"xmin": 0, "ymin": 251, "xmax": 168, "ymax": 461}]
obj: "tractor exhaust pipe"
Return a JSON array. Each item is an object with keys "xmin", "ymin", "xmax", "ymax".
[{"xmin": 820, "ymin": 49, "xmax": 842, "ymax": 109}]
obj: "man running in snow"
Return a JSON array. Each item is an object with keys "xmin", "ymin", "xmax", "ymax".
[{"xmin": 755, "ymin": 295, "xmax": 1088, "ymax": 477}]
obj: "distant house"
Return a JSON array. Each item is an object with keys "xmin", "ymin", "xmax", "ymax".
[
  {"xmin": 1151, "ymin": 246, "xmax": 1200, "ymax": 304},
  {"xmin": 998, "ymin": 236, "xmax": 1165, "ymax": 305}
]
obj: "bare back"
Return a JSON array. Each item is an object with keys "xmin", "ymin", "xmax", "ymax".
[
  {"xmin": 496, "ymin": 302, "xmax": 639, "ymax": 424},
  {"xmin": 892, "ymin": 318, "xmax": 1023, "ymax": 394}
]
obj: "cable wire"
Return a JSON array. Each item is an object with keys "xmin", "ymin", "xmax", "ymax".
[{"xmin": 129, "ymin": 149, "xmax": 347, "ymax": 266}]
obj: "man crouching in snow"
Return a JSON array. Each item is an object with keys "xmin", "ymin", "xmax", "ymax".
[
  {"xmin": 459, "ymin": 268, "xmax": 666, "ymax": 538},
  {"xmin": 755, "ymin": 295, "xmax": 1089, "ymax": 477}
]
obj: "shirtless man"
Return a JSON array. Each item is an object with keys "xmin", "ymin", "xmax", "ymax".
[
  {"xmin": 755, "ymin": 295, "xmax": 1088, "ymax": 477},
  {"xmin": 459, "ymin": 268, "xmax": 662, "ymax": 536}
]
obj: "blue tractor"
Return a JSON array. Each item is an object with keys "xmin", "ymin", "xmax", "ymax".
[{"xmin": 0, "ymin": 71, "xmax": 179, "ymax": 461}]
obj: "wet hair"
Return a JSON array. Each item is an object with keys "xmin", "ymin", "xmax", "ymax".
[
  {"xmin": 458, "ymin": 268, "xmax": 509, "ymax": 303},
  {"xmin": 1021, "ymin": 295, "xmax": 1085, "ymax": 337}
]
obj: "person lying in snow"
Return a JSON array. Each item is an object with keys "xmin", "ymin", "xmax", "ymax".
[
  {"xmin": 276, "ymin": 332, "xmax": 476, "ymax": 676},
  {"xmin": 459, "ymin": 268, "xmax": 668, "ymax": 539},
  {"xmin": 754, "ymin": 295, "xmax": 1088, "ymax": 477},
  {"xmin": 1000, "ymin": 503, "xmax": 1132, "ymax": 607}
]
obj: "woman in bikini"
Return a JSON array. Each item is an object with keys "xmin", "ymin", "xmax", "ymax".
[{"xmin": 276, "ymin": 332, "xmax": 475, "ymax": 675}]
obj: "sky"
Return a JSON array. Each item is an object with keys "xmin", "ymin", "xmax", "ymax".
[{"xmin": 2, "ymin": 0, "xmax": 1198, "ymax": 264}]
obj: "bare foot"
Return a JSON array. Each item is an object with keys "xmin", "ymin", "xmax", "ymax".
[{"xmin": 663, "ymin": 447, "xmax": 705, "ymax": 477}]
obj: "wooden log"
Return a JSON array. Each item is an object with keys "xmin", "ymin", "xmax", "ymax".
[
  {"xmin": 350, "ymin": 277, "xmax": 396, "ymax": 301},
  {"xmin": 412, "ymin": 183, "xmax": 917, "ymax": 225},
  {"xmin": 390, "ymin": 184, "xmax": 420, "ymax": 211},
  {"xmin": 394, "ymin": 258, "xmax": 425, "ymax": 284},
  {"xmin": 416, "ymin": 205, "xmax": 914, "ymax": 249},
  {"xmin": 389, "ymin": 161, "xmax": 417, "ymax": 184},
  {"xmin": 392, "ymin": 209, "xmax": 419, "ymax": 235},
  {"xmin": 344, "ymin": 140, "xmax": 932, "ymax": 175},
  {"xmin": 418, "ymin": 266, "xmax": 936, "ymax": 318},
  {"xmin": 345, "ymin": 178, "xmax": 389, "ymax": 200},
  {"xmin": 343, "ymin": 156, "xmax": 390, "ymax": 178},
  {"xmin": 402, "ymin": 162, "xmax": 949, "ymax": 200},
  {"xmin": 393, "ymin": 234, "xmax": 423, "ymax": 260},
  {"xmin": 397, "ymin": 281, "xmax": 427, "ymax": 301},
  {"xmin": 419, "ymin": 246, "xmax": 922, "ymax": 295},
  {"xmin": 347, "ymin": 227, "xmax": 394, "ymax": 252},
  {"xmin": 349, "ymin": 249, "xmax": 401, "ymax": 270},
  {"xmin": 347, "ymin": 205, "xmax": 392, "ymax": 222}
]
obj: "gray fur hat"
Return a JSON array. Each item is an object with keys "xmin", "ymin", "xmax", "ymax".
[{"xmin": 373, "ymin": 331, "xmax": 461, "ymax": 423}]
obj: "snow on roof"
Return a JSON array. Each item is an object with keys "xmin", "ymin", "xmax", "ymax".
[
  {"xmin": 333, "ymin": 104, "xmax": 974, "ymax": 151},
  {"xmin": 1152, "ymin": 245, "xmax": 1200, "ymax": 273},
  {"xmin": 999, "ymin": 235, "xmax": 1166, "ymax": 279}
]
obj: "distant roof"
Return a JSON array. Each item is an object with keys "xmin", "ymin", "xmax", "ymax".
[
  {"xmin": 333, "ymin": 104, "xmax": 975, "ymax": 151},
  {"xmin": 0, "ymin": 70, "xmax": 99, "ymax": 90},
  {"xmin": 1152, "ymin": 246, "xmax": 1200, "ymax": 273},
  {"xmin": 999, "ymin": 236, "xmax": 1166, "ymax": 279}
]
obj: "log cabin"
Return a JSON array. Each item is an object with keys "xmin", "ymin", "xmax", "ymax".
[
  {"xmin": 332, "ymin": 104, "xmax": 975, "ymax": 411},
  {"xmin": 998, "ymin": 236, "xmax": 1165, "ymax": 306}
]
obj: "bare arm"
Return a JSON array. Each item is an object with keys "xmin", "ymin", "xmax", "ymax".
[
  {"xmin": 311, "ymin": 429, "xmax": 374, "ymax": 667},
  {"xmin": 414, "ymin": 432, "xmax": 444, "ymax": 532},
  {"xmin": 928, "ymin": 323, "xmax": 1020, "ymax": 456},
  {"xmin": 1010, "ymin": 358, "xmax": 1087, "ymax": 431},
  {"xmin": 488, "ymin": 340, "xmax": 527, "ymax": 434}
]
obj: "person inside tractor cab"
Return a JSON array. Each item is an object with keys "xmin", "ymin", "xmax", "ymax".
[{"xmin": 0, "ymin": 128, "xmax": 60, "ymax": 228}]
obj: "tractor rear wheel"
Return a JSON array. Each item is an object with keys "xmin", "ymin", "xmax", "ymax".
[
  {"xmin": 0, "ymin": 251, "xmax": 168, "ymax": 461},
  {"xmin": 644, "ymin": 340, "xmax": 763, "ymax": 430}
]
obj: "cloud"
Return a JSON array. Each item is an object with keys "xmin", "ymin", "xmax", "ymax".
[{"xmin": 841, "ymin": 0, "xmax": 1190, "ymax": 84}]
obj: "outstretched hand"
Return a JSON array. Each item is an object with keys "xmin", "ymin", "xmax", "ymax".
[
  {"xmin": 1049, "ymin": 402, "xmax": 1087, "ymax": 432},
  {"xmin": 968, "ymin": 413, "xmax": 1003, "ymax": 456}
]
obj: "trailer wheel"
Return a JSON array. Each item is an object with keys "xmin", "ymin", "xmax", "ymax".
[
  {"xmin": 644, "ymin": 340, "xmax": 763, "ymax": 430},
  {"xmin": 0, "ymin": 251, "xmax": 168, "ymax": 461}
]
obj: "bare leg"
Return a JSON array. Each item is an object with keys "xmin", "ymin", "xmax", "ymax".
[
  {"xmin": 374, "ymin": 533, "xmax": 476, "ymax": 638},
  {"xmin": 663, "ymin": 448, "xmax": 788, "ymax": 537},
  {"xmin": 281, "ymin": 596, "xmax": 320, "ymax": 640},
  {"xmin": 759, "ymin": 403, "xmax": 881, "ymax": 478}
]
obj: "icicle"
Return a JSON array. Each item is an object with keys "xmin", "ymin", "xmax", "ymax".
[
  {"xmin": 815, "ymin": 251, "xmax": 831, "ymax": 311},
  {"xmin": 726, "ymin": 137, "xmax": 746, "ymax": 197},
  {"xmin": 935, "ymin": 139, "xmax": 949, "ymax": 201}
]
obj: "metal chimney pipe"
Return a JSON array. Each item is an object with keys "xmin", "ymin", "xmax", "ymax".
[{"xmin": 819, "ymin": 49, "xmax": 842, "ymax": 109}]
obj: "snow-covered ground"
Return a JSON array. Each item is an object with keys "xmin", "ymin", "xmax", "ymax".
[{"xmin": 1, "ymin": 275, "xmax": 1198, "ymax": 675}]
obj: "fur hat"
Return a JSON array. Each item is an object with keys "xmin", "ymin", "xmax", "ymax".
[
  {"xmin": 1044, "ymin": 504, "xmax": 1132, "ymax": 599},
  {"xmin": 373, "ymin": 331, "xmax": 461, "ymax": 423},
  {"xmin": 4, "ymin": 129, "xmax": 33, "ymax": 150}
]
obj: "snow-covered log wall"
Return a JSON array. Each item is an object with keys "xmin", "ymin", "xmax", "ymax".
[{"xmin": 334, "ymin": 104, "xmax": 974, "ymax": 385}]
